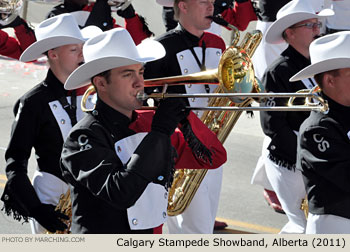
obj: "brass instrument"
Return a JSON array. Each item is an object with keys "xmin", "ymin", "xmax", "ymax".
[
  {"xmin": 165, "ymin": 20, "xmax": 264, "ymax": 216},
  {"xmin": 0, "ymin": 0, "xmax": 22, "ymax": 26},
  {"xmin": 301, "ymin": 197, "xmax": 309, "ymax": 219},
  {"xmin": 137, "ymin": 87, "xmax": 328, "ymax": 112}
]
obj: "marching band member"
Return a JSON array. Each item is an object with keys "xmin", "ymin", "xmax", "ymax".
[
  {"xmin": 1, "ymin": 14, "xmax": 98, "ymax": 234},
  {"xmin": 146, "ymin": 0, "xmax": 227, "ymax": 234},
  {"xmin": 47, "ymin": 0, "xmax": 152, "ymax": 45},
  {"xmin": 157, "ymin": 0, "xmax": 257, "ymax": 34},
  {"xmin": 250, "ymin": 0, "xmax": 290, "ymax": 215},
  {"xmin": 0, "ymin": 0, "xmax": 35, "ymax": 59},
  {"xmin": 61, "ymin": 27, "xmax": 227, "ymax": 233},
  {"xmin": 259, "ymin": 0, "xmax": 333, "ymax": 233},
  {"xmin": 291, "ymin": 31, "xmax": 350, "ymax": 234}
]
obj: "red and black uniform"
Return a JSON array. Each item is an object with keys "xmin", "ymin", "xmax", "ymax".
[
  {"xmin": 60, "ymin": 99, "xmax": 227, "ymax": 233},
  {"xmin": 47, "ymin": 0, "xmax": 151, "ymax": 45},
  {"xmin": 1, "ymin": 70, "xmax": 91, "ymax": 233}
]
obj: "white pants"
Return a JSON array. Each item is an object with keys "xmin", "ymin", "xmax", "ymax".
[
  {"xmin": 251, "ymin": 136, "xmax": 273, "ymax": 190},
  {"xmin": 30, "ymin": 170, "xmax": 68, "ymax": 234},
  {"xmin": 264, "ymin": 158, "xmax": 307, "ymax": 234},
  {"xmin": 167, "ymin": 166, "xmax": 223, "ymax": 234},
  {"xmin": 306, "ymin": 213, "xmax": 350, "ymax": 234}
]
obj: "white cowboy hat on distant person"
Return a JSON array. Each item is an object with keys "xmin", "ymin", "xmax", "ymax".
[
  {"xmin": 20, "ymin": 13, "xmax": 86, "ymax": 62},
  {"xmin": 290, "ymin": 31, "xmax": 350, "ymax": 81},
  {"xmin": 265, "ymin": 0, "xmax": 334, "ymax": 44},
  {"xmin": 64, "ymin": 27, "xmax": 166, "ymax": 90},
  {"xmin": 70, "ymin": 10, "xmax": 90, "ymax": 27},
  {"xmin": 156, "ymin": 0, "xmax": 174, "ymax": 7},
  {"xmin": 81, "ymin": 25, "xmax": 103, "ymax": 40}
]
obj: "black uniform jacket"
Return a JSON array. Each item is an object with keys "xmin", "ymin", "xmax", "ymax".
[
  {"xmin": 60, "ymin": 99, "xmax": 227, "ymax": 234},
  {"xmin": 260, "ymin": 45, "xmax": 313, "ymax": 169},
  {"xmin": 1, "ymin": 70, "xmax": 76, "ymax": 219},
  {"xmin": 257, "ymin": 0, "xmax": 291, "ymax": 21},
  {"xmin": 297, "ymin": 93, "xmax": 350, "ymax": 219}
]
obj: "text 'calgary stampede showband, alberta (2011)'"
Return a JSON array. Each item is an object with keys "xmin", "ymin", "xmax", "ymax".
[{"xmin": 116, "ymin": 237, "xmax": 346, "ymax": 249}]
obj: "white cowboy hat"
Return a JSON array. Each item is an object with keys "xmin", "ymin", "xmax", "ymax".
[
  {"xmin": 81, "ymin": 25, "xmax": 103, "ymax": 40},
  {"xmin": 290, "ymin": 31, "xmax": 350, "ymax": 81},
  {"xmin": 156, "ymin": 0, "xmax": 174, "ymax": 7},
  {"xmin": 64, "ymin": 27, "xmax": 166, "ymax": 90},
  {"xmin": 20, "ymin": 13, "xmax": 86, "ymax": 62},
  {"xmin": 70, "ymin": 10, "xmax": 90, "ymax": 27},
  {"xmin": 265, "ymin": 0, "xmax": 334, "ymax": 44}
]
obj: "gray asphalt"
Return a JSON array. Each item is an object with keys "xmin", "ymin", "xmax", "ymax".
[{"xmin": 0, "ymin": 0, "xmax": 288, "ymax": 234}]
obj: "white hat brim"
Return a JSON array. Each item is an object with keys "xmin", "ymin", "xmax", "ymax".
[
  {"xmin": 290, "ymin": 58, "xmax": 350, "ymax": 81},
  {"xmin": 265, "ymin": 10, "xmax": 334, "ymax": 44},
  {"xmin": 70, "ymin": 10, "xmax": 90, "ymax": 27},
  {"xmin": 65, "ymin": 39, "xmax": 166, "ymax": 90},
  {"xmin": 20, "ymin": 36, "xmax": 85, "ymax": 62}
]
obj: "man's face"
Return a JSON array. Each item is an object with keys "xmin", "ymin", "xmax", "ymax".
[
  {"xmin": 182, "ymin": 0, "xmax": 215, "ymax": 31},
  {"xmin": 97, "ymin": 64, "xmax": 145, "ymax": 118},
  {"xmin": 287, "ymin": 18, "xmax": 321, "ymax": 52},
  {"xmin": 49, "ymin": 44, "xmax": 84, "ymax": 78},
  {"xmin": 327, "ymin": 68, "xmax": 350, "ymax": 106}
]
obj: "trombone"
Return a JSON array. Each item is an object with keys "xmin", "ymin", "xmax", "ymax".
[
  {"xmin": 137, "ymin": 87, "xmax": 328, "ymax": 113},
  {"xmin": 81, "ymin": 24, "xmax": 329, "ymax": 114},
  {"xmin": 81, "ymin": 74, "xmax": 329, "ymax": 113}
]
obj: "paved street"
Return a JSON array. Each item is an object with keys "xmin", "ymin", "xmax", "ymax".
[{"xmin": 0, "ymin": 0, "xmax": 289, "ymax": 234}]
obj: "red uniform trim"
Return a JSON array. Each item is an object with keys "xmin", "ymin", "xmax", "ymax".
[
  {"xmin": 130, "ymin": 110, "xmax": 227, "ymax": 170},
  {"xmin": 221, "ymin": 1, "xmax": 257, "ymax": 31},
  {"xmin": 0, "ymin": 24, "xmax": 35, "ymax": 60}
]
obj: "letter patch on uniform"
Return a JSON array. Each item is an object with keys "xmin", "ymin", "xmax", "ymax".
[
  {"xmin": 78, "ymin": 134, "xmax": 92, "ymax": 151},
  {"xmin": 313, "ymin": 134, "xmax": 330, "ymax": 152},
  {"xmin": 265, "ymin": 96, "xmax": 276, "ymax": 107}
]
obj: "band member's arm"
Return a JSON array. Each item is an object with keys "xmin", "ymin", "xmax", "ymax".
[
  {"xmin": 298, "ymin": 123, "xmax": 350, "ymax": 192},
  {"xmin": 61, "ymin": 124, "xmax": 174, "ymax": 208},
  {"xmin": 116, "ymin": 4, "xmax": 154, "ymax": 44},
  {"xmin": 0, "ymin": 17, "xmax": 35, "ymax": 60},
  {"xmin": 260, "ymin": 66, "xmax": 304, "ymax": 167},
  {"xmin": 220, "ymin": 0, "xmax": 257, "ymax": 31},
  {"xmin": 2, "ymin": 99, "xmax": 43, "ymax": 216},
  {"xmin": 171, "ymin": 111, "xmax": 227, "ymax": 169},
  {"xmin": 83, "ymin": 1, "xmax": 152, "ymax": 44},
  {"xmin": 13, "ymin": 20, "xmax": 36, "ymax": 54},
  {"xmin": 0, "ymin": 30, "xmax": 22, "ymax": 59},
  {"xmin": 1, "ymin": 98, "xmax": 68, "ymax": 234}
]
